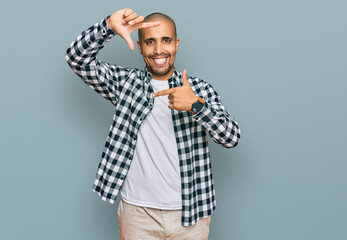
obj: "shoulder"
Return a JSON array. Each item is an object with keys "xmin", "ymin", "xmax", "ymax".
[
  {"xmin": 176, "ymin": 71, "xmax": 216, "ymax": 98},
  {"xmin": 182, "ymin": 72, "xmax": 221, "ymax": 101},
  {"xmin": 174, "ymin": 69, "xmax": 208, "ymax": 86},
  {"xmin": 185, "ymin": 72, "xmax": 214, "ymax": 91},
  {"xmin": 106, "ymin": 63, "xmax": 141, "ymax": 79}
]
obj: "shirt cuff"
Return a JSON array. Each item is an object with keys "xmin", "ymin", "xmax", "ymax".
[
  {"xmin": 81, "ymin": 15, "xmax": 117, "ymax": 50},
  {"xmin": 189, "ymin": 100, "xmax": 212, "ymax": 119},
  {"xmin": 98, "ymin": 15, "xmax": 117, "ymax": 40},
  {"xmin": 188, "ymin": 100, "xmax": 215, "ymax": 132}
]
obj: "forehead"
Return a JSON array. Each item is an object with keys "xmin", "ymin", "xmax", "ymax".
[{"xmin": 141, "ymin": 18, "xmax": 176, "ymax": 40}]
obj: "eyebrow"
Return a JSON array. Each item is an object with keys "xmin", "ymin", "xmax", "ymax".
[{"xmin": 144, "ymin": 37, "xmax": 173, "ymax": 42}]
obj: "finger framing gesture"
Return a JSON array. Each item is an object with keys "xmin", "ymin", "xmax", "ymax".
[{"xmin": 107, "ymin": 9, "xmax": 161, "ymax": 51}]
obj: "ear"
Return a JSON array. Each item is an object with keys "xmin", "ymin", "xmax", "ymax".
[
  {"xmin": 137, "ymin": 40, "xmax": 142, "ymax": 54},
  {"xmin": 175, "ymin": 38, "xmax": 180, "ymax": 52}
]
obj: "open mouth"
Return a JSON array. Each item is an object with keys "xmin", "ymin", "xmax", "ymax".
[{"xmin": 151, "ymin": 57, "xmax": 168, "ymax": 66}]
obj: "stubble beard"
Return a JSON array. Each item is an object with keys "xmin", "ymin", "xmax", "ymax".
[
  {"xmin": 146, "ymin": 63, "xmax": 174, "ymax": 77},
  {"xmin": 145, "ymin": 54, "xmax": 175, "ymax": 78}
]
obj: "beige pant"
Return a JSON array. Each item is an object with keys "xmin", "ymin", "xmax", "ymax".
[{"xmin": 118, "ymin": 198, "xmax": 211, "ymax": 240}]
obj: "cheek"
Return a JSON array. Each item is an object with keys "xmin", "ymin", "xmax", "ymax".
[
  {"xmin": 169, "ymin": 48, "xmax": 177, "ymax": 60},
  {"xmin": 169, "ymin": 46, "xmax": 178, "ymax": 56},
  {"xmin": 141, "ymin": 47, "xmax": 152, "ymax": 56}
]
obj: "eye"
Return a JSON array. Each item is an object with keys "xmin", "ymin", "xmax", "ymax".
[
  {"xmin": 146, "ymin": 40, "xmax": 154, "ymax": 45},
  {"xmin": 163, "ymin": 39, "xmax": 171, "ymax": 43}
]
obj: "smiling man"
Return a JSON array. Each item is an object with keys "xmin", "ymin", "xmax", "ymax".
[
  {"xmin": 65, "ymin": 8, "xmax": 240, "ymax": 240},
  {"xmin": 136, "ymin": 13, "xmax": 178, "ymax": 80}
]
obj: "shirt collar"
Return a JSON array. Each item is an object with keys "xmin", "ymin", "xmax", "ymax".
[{"xmin": 143, "ymin": 67, "xmax": 181, "ymax": 86}]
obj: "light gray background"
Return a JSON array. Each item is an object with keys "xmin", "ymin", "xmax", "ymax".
[{"xmin": 1, "ymin": 0, "xmax": 346, "ymax": 239}]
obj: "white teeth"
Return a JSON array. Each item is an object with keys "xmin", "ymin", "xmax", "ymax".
[{"xmin": 153, "ymin": 58, "xmax": 166, "ymax": 64}]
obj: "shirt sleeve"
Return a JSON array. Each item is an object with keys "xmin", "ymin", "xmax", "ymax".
[
  {"xmin": 189, "ymin": 80, "xmax": 241, "ymax": 148},
  {"xmin": 65, "ymin": 15, "xmax": 130, "ymax": 106}
]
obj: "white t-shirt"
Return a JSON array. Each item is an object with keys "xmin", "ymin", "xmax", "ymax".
[{"xmin": 120, "ymin": 78, "xmax": 182, "ymax": 210}]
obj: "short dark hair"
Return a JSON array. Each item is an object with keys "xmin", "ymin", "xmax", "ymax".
[{"xmin": 138, "ymin": 12, "xmax": 177, "ymax": 42}]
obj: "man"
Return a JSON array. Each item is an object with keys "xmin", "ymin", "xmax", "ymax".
[{"xmin": 65, "ymin": 8, "xmax": 240, "ymax": 240}]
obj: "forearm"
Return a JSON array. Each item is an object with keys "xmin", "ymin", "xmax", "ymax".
[
  {"xmin": 189, "ymin": 82, "xmax": 241, "ymax": 148},
  {"xmin": 65, "ymin": 15, "xmax": 116, "ymax": 69},
  {"xmin": 64, "ymin": 15, "xmax": 129, "ymax": 105}
]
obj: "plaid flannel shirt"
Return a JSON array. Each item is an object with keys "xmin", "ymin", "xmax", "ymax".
[{"xmin": 65, "ymin": 15, "xmax": 241, "ymax": 226}]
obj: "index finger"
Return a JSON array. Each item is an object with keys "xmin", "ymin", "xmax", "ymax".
[
  {"xmin": 135, "ymin": 20, "xmax": 161, "ymax": 30},
  {"xmin": 152, "ymin": 88, "xmax": 173, "ymax": 97},
  {"xmin": 123, "ymin": 9, "xmax": 134, "ymax": 17}
]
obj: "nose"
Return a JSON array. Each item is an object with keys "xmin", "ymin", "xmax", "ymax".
[{"xmin": 154, "ymin": 42, "xmax": 164, "ymax": 54}]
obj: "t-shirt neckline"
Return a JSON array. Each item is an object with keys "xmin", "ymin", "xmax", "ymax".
[{"xmin": 151, "ymin": 79, "xmax": 169, "ymax": 85}]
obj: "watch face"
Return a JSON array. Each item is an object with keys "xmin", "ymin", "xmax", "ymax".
[{"xmin": 191, "ymin": 97, "xmax": 204, "ymax": 114}]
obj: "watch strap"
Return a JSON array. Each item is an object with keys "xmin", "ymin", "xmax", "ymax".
[{"xmin": 189, "ymin": 97, "xmax": 205, "ymax": 114}]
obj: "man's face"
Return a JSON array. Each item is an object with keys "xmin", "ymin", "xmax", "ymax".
[{"xmin": 137, "ymin": 18, "xmax": 179, "ymax": 80}]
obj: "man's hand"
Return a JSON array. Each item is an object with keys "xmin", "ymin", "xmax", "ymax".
[
  {"xmin": 152, "ymin": 70, "xmax": 199, "ymax": 111},
  {"xmin": 106, "ymin": 9, "xmax": 161, "ymax": 51}
]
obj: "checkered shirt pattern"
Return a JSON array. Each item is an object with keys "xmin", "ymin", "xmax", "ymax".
[{"xmin": 65, "ymin": 15, "xmax": 241, "ymax": 226}]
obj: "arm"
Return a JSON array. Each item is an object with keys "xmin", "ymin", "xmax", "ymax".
[
  {"xmin": 190, "ymin": 80, "xmax": 241, "ymax": 148},
  {"xmin": 65, "ymin": 9, "xmax": 161, "ymax": 105},
  {"xmin": 65, "ymin": 15, "xmax": 127, "ymax": 106},
  {"xmin": 152, "ymin": 70, "xmax": 241, "ymax": 148}
]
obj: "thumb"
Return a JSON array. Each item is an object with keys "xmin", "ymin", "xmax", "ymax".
[
  {"xmin": 182, "ymin": 69, "xmax": 189, "ymax": 86},
  {"xmin": 123, "ymin": 34, "xmax": 135, "ymax": 51}
]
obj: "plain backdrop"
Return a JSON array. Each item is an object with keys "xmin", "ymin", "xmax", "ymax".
[{"xmin": 1, "ymin": 0, "xmax": 346, "ymax": 239}]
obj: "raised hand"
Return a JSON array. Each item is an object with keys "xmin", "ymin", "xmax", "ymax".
[
  {"xmin": 152, "ymin": 70, "xmax": 199, "ymax": 111},
  {"xmin": 106, "ymin": 9, "xmax": 161, "ymax": 51}
]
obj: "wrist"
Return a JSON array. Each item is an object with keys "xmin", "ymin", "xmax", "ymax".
[
  {"xmin": 191, "ymin": 96, "xmax": 199, "ymax": 106},
  {"xmin": 106, "ymin": 18, "xmax": 116, "ymax": 33},
  {"xmin": 106, "ymin": 18, "xmax": 112, "ymax": 30},
  {"xmin": 189, "ymin": 97, "xmax": 204, "ymax": 115}
]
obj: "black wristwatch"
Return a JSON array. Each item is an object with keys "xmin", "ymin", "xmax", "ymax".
[{"xmin": 189, "ymin": 97, "xmax": 204, "ymax": 114}]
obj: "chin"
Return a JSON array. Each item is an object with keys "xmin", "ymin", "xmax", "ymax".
[
  {"xmin": 148, "ymin": 64, "xmax": 173, "ymax": 77},
  {"xmin": 154, "ymin": 68, "xmax": 171, "ymax": 76}
]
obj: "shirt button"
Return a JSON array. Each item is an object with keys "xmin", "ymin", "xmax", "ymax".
[
  {"xmin": 102, "ymin": 29, "xmax": 106, "ymax": 34},
  {"xmin": 139, "ymin": 118, "xmax": 143, "ymax": 121},
  {"xmin": 87, "ymin": 40, "xmax": 92, "ymax": 45},
  {"xmin": 120, "ymin": 176, "xmax": 124, "ymax": 180}
]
